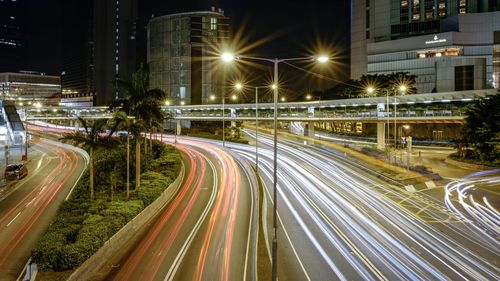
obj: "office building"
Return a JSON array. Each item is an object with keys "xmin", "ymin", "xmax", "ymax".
[
  {"xmin": 0, "ymin": 0, "xmax": 27, "ymax": 72},
  {"xmin": 62, "ymin": 0, "xmax": 138, "ymax": 106},
  {"xmin": 351, "ymin": 0, "xmax": 500, "ymax": 92},
  {"xmin": 0, "ymin": 72, "xmax": 61, "ymax": 105},
  {"xmin": 147, "ymin": 9, "xmax": 230, "ymax": 105}
]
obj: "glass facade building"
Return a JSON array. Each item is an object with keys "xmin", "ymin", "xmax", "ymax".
[
  {"xmin": 147, "ymin": 11, "xmax": 230, "ymax": 105},
  {"xmin": 0, "ymin": 72, "xmax": 61, "ymax": 105},
  {"xmin": 352, "ymin": 0, "xmax": 500, "ymax": 92}
]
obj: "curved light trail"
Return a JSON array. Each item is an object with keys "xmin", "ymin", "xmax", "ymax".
[
  {"xmin": 108, "ymin": 138, "xmax": 258, "ymax": 281},
  {"xmin": 0, "ymin": 139, "xmax": 87, "ymax": 280},
  {"xmin": 227, "ymin": 129, "xmax": 499, "ymax": 281}
]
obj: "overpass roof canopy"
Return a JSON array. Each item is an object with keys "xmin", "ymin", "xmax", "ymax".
[{"xmin": 165, "ymin": 89, "xmax": 498, "ymax": 111}]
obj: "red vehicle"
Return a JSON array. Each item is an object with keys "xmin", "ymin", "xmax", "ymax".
[{"xmin": 5, "ymin": 163, "xmax": 28, "ymax": 180}]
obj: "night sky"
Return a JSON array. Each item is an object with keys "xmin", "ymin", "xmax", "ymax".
[{"xmin": 29, "ymin": 0, "xmax": 350, "ymax": 94}]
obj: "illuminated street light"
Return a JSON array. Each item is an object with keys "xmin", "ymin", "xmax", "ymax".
[
  {"xmin": 222, "ymin": 52, "xmax": 330, "ymax": 281},
  {"xmin": 317, "ymin": 55, "xmax": 329, "ymax": 63},
  {"xmin": 280, "ymin": 97, "xmax": 286, "ymax": 102},
  {"xmin": 180, "ymin": 101, "xmax": 185, "ymax": 106},
  {"xmin": 235, "ymin": 82, "xmax": 243, "ymax": 90},
  {"xmin": 231, "ymin": 94, "xmax": 238, "ymax": 101},
  {"xmin": 210, "ymin": 95, "xmax": 216, "ymax": 101},
  {"xmin": 221, "ymin": 52, "xmax": 235, "ymax": 62},
  {"xmin": 399, "ymin": 85, "xmax": 407, "ymax": 92},
  {"xmin": 165, "ymin": 100, "xmax": 171, "ymax": 106},
  {"xmin": 367, "ymin": 86, "xmax": 375, "ymax": 95},
  {"xmin": 306, "ymin": 94, "xmax": 312, "ymax": 100}
]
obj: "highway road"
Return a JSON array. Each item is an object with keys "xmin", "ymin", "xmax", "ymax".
[
  {"xmin": 0, "ymin": 138, "xmax": 87, "ymax": 281},
  {"xmin": 107, "ymin": 138, "xmax": 258, "ymax": 281},
  {"xmin": 225, "ymin": 129, "xmax": 499, "ymax": 281}
]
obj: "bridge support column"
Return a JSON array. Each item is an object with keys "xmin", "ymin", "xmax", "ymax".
[
  {"xmin": 377, "ymin": 122, "xmax": 385, "ymax": 150},
  {"xmin": 176, "ymin": 120, "xmax": 181, "ymax": 135},
  {"xmin": 306, "ymin": 121, "xmax": 315, "ymax": 138}
]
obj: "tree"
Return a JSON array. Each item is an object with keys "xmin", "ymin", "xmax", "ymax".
[
  {"xmin": 113, "ymin": 63, "xmax": 167, "ymax": 129},
  {"xmin": 323, "ymin": 72, "xmax": 417, "ymax": 99},
  {"xmin": 461, "ymin": 93, "xmax": 500, "ymax": 163},
  {"xmin": 112, "ymin": 63, "xmax": 168, "ymax": 188},
  {"xmin": 60, "ymin": 118, "xmax": 116, "ymax": 200},
  {"xmin": 110, "ymin": 111, "xmax": 132, "ymax": 199}
]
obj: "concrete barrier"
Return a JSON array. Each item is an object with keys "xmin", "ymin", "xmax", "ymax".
[{"xmin": 67, "ymin": 161, "xmax": 185, "ymax": 281}]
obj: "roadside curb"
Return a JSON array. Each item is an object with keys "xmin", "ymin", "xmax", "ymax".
[{"xmin": 444, "ymin": 157, "xmax": 496, "ymax": 171}]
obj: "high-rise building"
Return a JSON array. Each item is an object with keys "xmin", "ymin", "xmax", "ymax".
[
  {"xmin": 147, "ymin": 10, "xmax": 230, "ymax": 105},
  {"xmin": 351, "ymin": 0, "xmax": 500, "ymax": 92},
  {"xmin": 61, "ymin": 0, "xmax": 138, "ymax": 106},
  {"xmin": 0, "ymin": 0, "xmax": 28, "ymax": 72},
  {"xmin": 61, "ymin": 0, "xmax": 95, "ymax": 105},
  {"xmin": 94, "ymin": 0, "xmax": 138, "ymax": 105}
]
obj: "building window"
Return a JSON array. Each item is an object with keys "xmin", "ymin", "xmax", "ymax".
[
  {"xmin": 425, "ymin": 12, "xmax": 433, "ymax": 19},
  {"xmin": 366, "ymin": 30, "xmax": 370, "ymax": 39},
  {"xmin": 401, "ymin": 0, "xmax": 408, "ymax": 7},
  {"xmin": 412, "ymin": 14, "xmax": 420, "ymax": 20},
  {"xmin": 439, "ymin": 10, "xmax": 446, "ymax": 17},
  {"xmin": 413, "ymin": 0, "xmax": 420, "ymax": 6},
  {"xmin": 459, "ymin": 0, "xmax": 466, "ymax": 7},
  {"xmin": 438, "ymin": 2, "xmax": 446, "ymax": 9},
  {"xmin": 366, "ymin": 10, "xmax": 370, "ymax": 28},
  {"xmin": 455, "ymin": 65, "xmax": 474, "ymax": 91},
  {"xmin": 459, "ymin": 7, "xmax": 466, "ymax": 13},
  {"xmin": 210, "ymin": 18, "xmax": 217, "ymax": 30}
]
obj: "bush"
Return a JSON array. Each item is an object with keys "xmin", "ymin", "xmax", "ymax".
[{"xmin": 32, "ymin": 141, "xmax": 182, "ymax": 272}]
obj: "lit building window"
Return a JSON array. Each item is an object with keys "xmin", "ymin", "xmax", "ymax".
[
  {"xmin": 438, "ymin": 2, "xmax": 446, "ymax": 9},
  {"xmin": 439, "ymin": 11, "xmax": 446, "ymax": 17},
  {"xmin": 401, "ymin": 0, "xmax": 408, "ymax": 7},
  {"xmin": 459, "ymin": 0, "xmax": 466, "ymax": 7},
  {"xmin": 417, "ymin": 48, "xmax": 460, "ymax": 58},
  {"xmin": 413, "ymin": 0, "xmax": 419, "ymax": 6},
  {"xmin": 210, "ymin": 18, "xmax": 217, "ymax": 30},
  {"xmin": 426, "ymin": 12, "xmax": 433, "ymax": 19},
  {"xmin": 459, "ymin": 7, "xmax": 466, "ymax": 13},
  {"xmin": 412, "ymin": 14, "xmax": 420, "ymax": 20}
]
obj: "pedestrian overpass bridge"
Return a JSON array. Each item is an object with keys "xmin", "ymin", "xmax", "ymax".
[{"xmin": 19, "ymin": 89, "xmax": 499, "ymax": 149}]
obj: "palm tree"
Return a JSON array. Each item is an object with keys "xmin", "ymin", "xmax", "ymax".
[
  {"xmin": 60, "ymin": 117, "xmax": 115, "ymax": 200},
  {"xmin": 130, "ymin": 120, "xmax": 145, "ymax": 190},
  {"xmin": 113, "ymin": 63, "xmax": 167, "ymax": 135},
  {"xmin": 110, "ymin": 111, "xmax": 132, "ymax": 199}
]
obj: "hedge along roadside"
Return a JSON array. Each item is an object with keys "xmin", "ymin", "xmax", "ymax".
[{"xmin": 67, "ymin": 160, "xmax": 185, "ymax": 281}]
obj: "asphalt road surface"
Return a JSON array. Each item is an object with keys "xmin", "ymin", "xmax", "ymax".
[
  {"xmin": 107, "ymin": 138, "xmax": 258, "ymax": 281},
  {"xmin": 225, "ymin": 129, "xmax": 499, "ymax": 281},
  {"xmin": 0, "ymin": 138, "xmax": 87, "ymax": 281}
]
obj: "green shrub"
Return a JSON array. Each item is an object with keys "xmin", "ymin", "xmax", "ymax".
[{"xmin": 33, "ymin": 141, "xmax": 182, "ymax": 272}]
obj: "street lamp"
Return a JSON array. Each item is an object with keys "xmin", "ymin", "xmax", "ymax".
[
  {"xmin": 222, "ymin": 52, "xmax": 329, "ymax": 281},
  {"xmin": 234, "ymin": 82, "xmax": 275, "ymax": 177},
  {"xmin": 280, "ymin": 97, "xmax": 286, "ymax": 102},
  {"xmin": 394, "ymin": 85, "xmax": 407, "ymax": 148}
]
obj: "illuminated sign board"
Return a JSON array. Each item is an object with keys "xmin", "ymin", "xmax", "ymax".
[{"xmin": 425, "ymin": 35, "xmax": 447, "ymax": 45}]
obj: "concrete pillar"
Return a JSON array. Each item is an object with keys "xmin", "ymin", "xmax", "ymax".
[
  {"xmin": 176, "ymin": 120, "xmax": 181, "ymax": 135},
  {"xmin": 377, "ymin": 122, "xmax": 386, "ymax": 150},
  {"xmin": 307, "ymin": 121, "xmax": 315, "ymax": 137}
]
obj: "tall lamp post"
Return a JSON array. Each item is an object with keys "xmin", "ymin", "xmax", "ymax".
[
  {"xmin": 222, "ymin": 52, "xmax": 329, "ymax": 281},
  {"xmin": 234, "ymin": 82, "xmax": 274, "ymax": 176},
  {"xmin": 306, "ymin": 93, "xmax": 322, "ymax": 140},
  {"xmin": 394, "ymin": 85, "xmax": 407, "ymax": 148}
]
